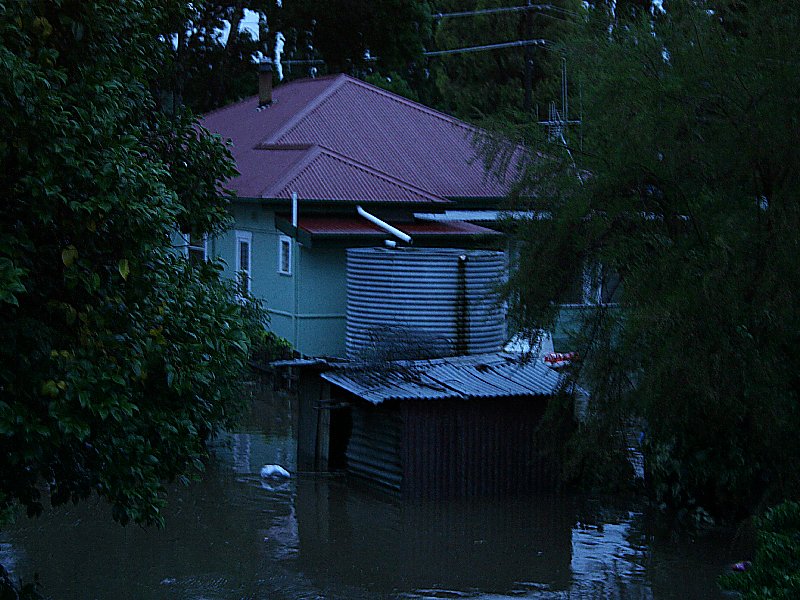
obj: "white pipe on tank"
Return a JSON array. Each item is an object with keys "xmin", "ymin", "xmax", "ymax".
[
  {"xmin": 356, "ymin": 205, "xmax": 412, "ymax": 244},
  {"xmin": 291, "ymin": 191, "xmax": 299, "ymax": 349}
]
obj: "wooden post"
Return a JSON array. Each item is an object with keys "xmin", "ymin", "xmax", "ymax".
[
  {"xmin": 297, "ymin": 370, "xmax": 332, "ymax": 472},
  {"xmin": 315, "ymin": 388, "xmax": 331, "ymax": 471},
  {"xmin": 297, "ymin": 369, "xmax": 321, "ymax": 471}
]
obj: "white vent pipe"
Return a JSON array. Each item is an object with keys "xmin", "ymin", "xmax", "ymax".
[{"xmin": 356, "ymin": 205, "xmax": 412, "ymax": 244}]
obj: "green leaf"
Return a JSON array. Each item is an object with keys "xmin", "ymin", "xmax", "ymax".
[
  {"xmin": 118, "ymin": 258, "xmax": 130, "ymax": 281},
  {"xmin": 40, "ymin": 380, "xmax": 59, "ymax": 398},
  {"xmin": 61, "ymin": 245, "xmax": 78, "ymax": 268}
]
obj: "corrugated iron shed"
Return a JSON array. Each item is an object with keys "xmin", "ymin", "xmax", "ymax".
[{"xmin": 321, "ymin": 352, "xmax": 563, "ymax": 404}]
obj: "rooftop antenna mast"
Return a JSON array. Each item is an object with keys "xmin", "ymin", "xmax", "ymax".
[{"xmin": 540, "ymin": 57, "xmax": 580, "ymax": 141}]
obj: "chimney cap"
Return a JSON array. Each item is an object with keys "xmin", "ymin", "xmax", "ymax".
[{"xmin": 258, "ymin": 61, "xmax": 273, "ymax": 73}]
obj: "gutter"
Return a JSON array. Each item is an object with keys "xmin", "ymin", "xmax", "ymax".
[{"xmin": 356, "ymin": 205, "xmax": 412, "ymax": 244}]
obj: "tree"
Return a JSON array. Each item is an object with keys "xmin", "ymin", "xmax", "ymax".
[
  {"xmin": 427, "ymin": 0, "xmax": 582, "ymax": 123},
  {"xmin": 0, "ymin": 0, "xmax": 266, "ymax": 528},
  {"xmin": 154, "ymin": 1, "xmax": 433, "ymax": 112},
  {"xmin": 280, "ymin": 0, "xmax": 432, "ymax": 76},
  {"xmin": 720, "ymin": 500, "xmax": 800, "ymax": 599},
  {"xmin": 501, "ymin": 0, "xmax": 800, "ymax": 521},
  {"xmin": 157, "ymin": 1, "xmax": 275, "ymax": 113}
]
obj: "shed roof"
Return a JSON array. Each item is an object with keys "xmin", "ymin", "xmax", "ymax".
[
  {"xmin": 201, "ymin": 74, "xmax": 517, "ymax": 202},
  {"xmin": 321, "ymin": 352, "xmax": 563, "ymax": 404}
]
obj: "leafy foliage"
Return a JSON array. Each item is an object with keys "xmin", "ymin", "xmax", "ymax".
[
  {"xmin": 428, "ymin": 0, "xmax": 582, "ymax": 122},
  {"xmin": 282, "ymin": 0, "xmax": 432, "ymax": 75},
  {"xmin": 155, "ymin": 1, "xmax": 433, "ymax": 112},
  {"xmin": 720, "ymin": 501, "xmax": 800, "ymax": 599},
  {"xmin": 0, "ymin": 0, "xmax": 266, "ymax": 526},
  {"xmin": 157, "ymin": 1, "xmax": 278, "ymax": 113},
  {"xmin": 499, "ymin": 0, "xmax": 800, "ymax": 520},
  {"xmin": 0, "ymin": 563, "xmax": 42, "ymax": 600}
]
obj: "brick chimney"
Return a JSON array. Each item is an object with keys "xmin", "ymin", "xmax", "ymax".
[{"xmin": 258, "ymin": 62, "xmax": 273, "ymax": 107}]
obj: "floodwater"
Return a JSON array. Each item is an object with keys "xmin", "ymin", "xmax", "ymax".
[{"xmin": 0, "ymin": 384, "xmax": 743, "ymax": 599}]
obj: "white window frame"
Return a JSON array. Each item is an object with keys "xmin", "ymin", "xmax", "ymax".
[
  {"xmin": 186, "ymin": 232, "xmax": 207, "ymax": 263},
  {"xmin": 235, "ymin": 230, "xmax": 252, "ymax": 294},
  {"xmin": 560, "ymin": 261, "xmax": 620, "ymax": 307},
  {"xmin": 277, "ymin": 234, "xmax": 292, "ymax": 276}
]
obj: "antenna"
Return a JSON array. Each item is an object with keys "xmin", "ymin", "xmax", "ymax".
[
  {"xmin": 562, "ymin": 57, "xmax": 568, "ymax": 124},
  {"xmin": 539, "ymin": 60, "xmax": 580, "ymax": 133},
  {"xmin": 579, "ymin": 79, "xmax": 584, "ymax": 152}
]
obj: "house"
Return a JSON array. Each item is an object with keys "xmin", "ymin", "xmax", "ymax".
[
  {"xmin": 199, "ymin": 69, "xmax": 513, "ymax": 358},
  {"xmin": 197, "ymin": 70, "xmax": 593, "ymax": 497}
]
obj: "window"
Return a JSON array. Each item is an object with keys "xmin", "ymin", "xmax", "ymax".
[
  {"xmin": 235, "ymin": 231, "xmax": 252, "ymax": 294},
  {"xmin": 599, "ymin": 267, "xmax": 622, "ymax": 304},
  {"xmin": 278, "ymin": 235, "xmax": 292, "ymax": 275},
  {"xmin": 187, "ymin": 232, "xmax": 207, "ymax": 265},
  {"xmin": 562, "ymin": 262, "xmax": 621, "ymax": 306}
]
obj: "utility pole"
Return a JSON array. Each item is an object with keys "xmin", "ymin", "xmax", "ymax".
[{"xmin": 523, "ymin": 0, "xmax": 534, "ymax": 112}]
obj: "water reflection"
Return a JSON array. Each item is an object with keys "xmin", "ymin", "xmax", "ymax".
[
  {"xmin": 297, "ymin": 479, "xmax": 573, "ymax": 596},
  {"xmin": 0, "ymin": 387, "xmax": 737, "ymax": 599}
]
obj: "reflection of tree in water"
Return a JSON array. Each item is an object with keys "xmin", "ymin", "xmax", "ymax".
[
  {"xmin": 570, "ymin": 519, "xmax": 652, "ymax": 599},
  {"xmin": 231, "ymin": 433, "xmax": 252, "ymax": 474}
]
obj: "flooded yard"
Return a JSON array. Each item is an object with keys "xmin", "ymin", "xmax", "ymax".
[{"xmin": 0, "ymin": 386, "xmax": 742, "ymax": 599}]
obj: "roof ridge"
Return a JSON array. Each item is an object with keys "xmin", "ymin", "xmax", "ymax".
[
  {"xmin": 259, "ymin": 145, "xmax": 321, "ymax": 198},
  {"xmin": 257, "ymin": 143, "xmax": 314, "ymax": 151},
  {"xmin": 312, "ymin": 145, "xmax": 448, "ymax": 203},
  {"xmin": 262, "ymin": 74, "xmax": 349, "ymax": 145},
  {"xmin": 341, "ymin": 74, "xmax": 485, "ymax": 137},
  {"xmin": 202, "ymin": 74, "xmax": 346, "ymax": 120},
  {"xmin": 259, "ymin": 143, "xmax": 448, "ymax": 203},
  {"xmin": 266, "ymin": 73, "xmax": 487, "ymax": 148}
]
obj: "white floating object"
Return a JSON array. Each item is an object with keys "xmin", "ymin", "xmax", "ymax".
[{"xmin": 260, "ymin": 464, "xmax": 291, "ymax": 479}]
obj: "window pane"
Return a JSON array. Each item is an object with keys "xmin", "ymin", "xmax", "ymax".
[
  {"xmin": 239, "ymin": 241, "xmax": 249, "ymax": 270},
  {"xmin": 280, "ymin": 239, "xmax": 290, "ymax": 273},
  {"xmin": 601, "ymin": 269, "xmax": 621, "ymax": 303},
  {"xmin": 238, "ymin": 240, "xmax": 250, "ymax": 293},
  {"xmin": 188, "ymin": 248, "xmax": 205, "ymax": 266}
]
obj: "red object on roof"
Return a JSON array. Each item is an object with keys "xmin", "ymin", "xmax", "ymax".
[
  {"xmin": 289, "ymin": 216, "xmax": 501, "ymax": 237},
  {"xmin": 201, "ymin": 74, "xmax": 516, "ymax": 202},
  {"xmin": 543, "ymin": 352, "xmax": 577, "ymax": 369}
]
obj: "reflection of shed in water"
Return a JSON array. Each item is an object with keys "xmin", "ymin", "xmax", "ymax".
[
  {"xmin": 297, "ymin": 352, "xmax": 568, "ymax": 500},
  {"xmin": 295, "ymin": 476, "xmax": 574, "ymax": 593}
]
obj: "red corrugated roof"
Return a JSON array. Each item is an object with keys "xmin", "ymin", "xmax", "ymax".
[
  {"xmin": 201, "ymin": 74, "xmax": 516, "ymax": 202},
  {"xmin": 259, "ymin": 145, "xmax": 447, "ymax": 203},
  {"xmin": 290, "ymin": 216, "xmax": 500, "ymax": 237}
]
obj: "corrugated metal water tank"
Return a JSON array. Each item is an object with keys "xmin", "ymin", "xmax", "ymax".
[{"xmin": 346, "ymin": 247, "xmax": 506, "ymax": 359}]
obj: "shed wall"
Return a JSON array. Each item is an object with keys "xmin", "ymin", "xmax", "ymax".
[
  {"xmin": 401, "ymin": 397, "xmax": 552, "ymax": 500},
  {"xmin": 346, "ymin": 403, "xmax": 403, "ymax": 492}
]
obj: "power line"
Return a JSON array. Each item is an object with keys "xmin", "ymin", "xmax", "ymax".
[
  {"xmin": 424, "ymin": 39, "xmax": 549, "ymax": 57},
  {"xmin": 433, "ymin": 4, "xmax": 579, "ymax": 20}
]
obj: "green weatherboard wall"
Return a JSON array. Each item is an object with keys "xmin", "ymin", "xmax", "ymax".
[{"xmin": 210, "ymin": 202, "xmax": 348, "ymax": 358}]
